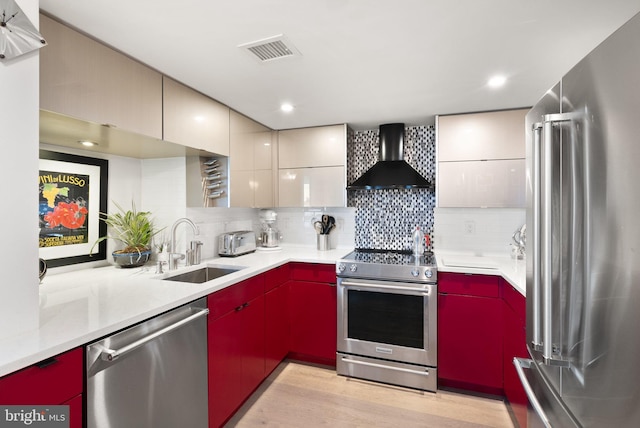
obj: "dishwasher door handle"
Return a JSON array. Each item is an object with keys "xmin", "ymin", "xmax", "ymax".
[{"xmin": 101, "ymin": 307, "xmax": 209, "ymax": 362}]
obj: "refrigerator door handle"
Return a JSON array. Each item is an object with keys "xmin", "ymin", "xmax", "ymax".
[
  {"xmin": 541, "ymin": 118, "xmax": 555, "ymax": 362},
  {"xmin": 514, "ymin": 357, "xmax": 553, "ymax": 428},
  {"xmin": 531, "ymin": 122, "xmax": 543, "ymax": 350},
  {"xmin": 540, "ymin": 113, "xmax": 575, "ymax": 367}
]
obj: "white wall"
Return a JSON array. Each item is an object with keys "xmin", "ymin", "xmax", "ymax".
[{"xmin": 0, "ymin": 0, "xmax": 40, "ymax": 339}]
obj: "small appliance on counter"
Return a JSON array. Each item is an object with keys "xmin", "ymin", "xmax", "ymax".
[
  {"xmin": 218, "ymin": 231, "xmax": 256, "ymax": 257},
  {"xmin": 257, "ymin": 209, "xmax": 282, "ymax": 251}
]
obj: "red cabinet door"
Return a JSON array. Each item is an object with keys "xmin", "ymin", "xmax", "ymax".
[
  {"xmin": 438, "ymin": 292, "xmax": 503, "ymax": 394},
  {"xmin": 0, "ymin": 348, "xmax": 83, "ymax": 405},
  {"xmin": 265, "ymin": 282, "xmax": 290, "ymax": 375},
  {"xmin": 241, "ymin": 294, "xmax": 266, "ymax": 393},
  {"xmin": 289, "ymin": 280, "xmax": 337, "ymax": 365},
  {"xmin": 208, "ymin": 276, "xmax": 266, "ymax": 428},
  {"xmin": 265, "ymin": 264, "xmax": 291, "ymax": 292},
  {"xmin": 503, "ymin": 283, "xmax": 528, "ymax": 428},
  {"xmin": 0, "ymin": 348, "xmax": 83, "ymax": 428},
  {"xmin": 208, "ymin": 308, "xmax": 244, "ymax": 428},
  {"xmin": 63, "ymin": 394, "xmax": 83, "ymax": 428}
]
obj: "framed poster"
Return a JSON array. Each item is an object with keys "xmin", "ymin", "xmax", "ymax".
[{"xmin": 38, "ymin": 150, "xmax": 109, "ymax": 267}]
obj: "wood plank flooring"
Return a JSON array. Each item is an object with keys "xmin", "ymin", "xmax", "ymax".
[{"xmin": 226, "ymin": 360, "xmax": 515, "ymax": 427}]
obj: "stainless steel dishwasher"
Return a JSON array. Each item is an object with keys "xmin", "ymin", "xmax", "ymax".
[{"xmin": 86, "ymin": 298, "xmax": 209, "ymax": 428}]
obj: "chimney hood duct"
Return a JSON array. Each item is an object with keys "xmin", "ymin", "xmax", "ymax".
[{"xmin": 347, "ymin": 123, "xmax": 433, "ymax": 190}]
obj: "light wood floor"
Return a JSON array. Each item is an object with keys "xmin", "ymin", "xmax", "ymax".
[{"xmin": 226, "ymin": 360, "xmax": 515, "ymax": 427}]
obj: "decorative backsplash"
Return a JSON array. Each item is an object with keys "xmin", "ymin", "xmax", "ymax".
[{"xmin": 347, "ymin": 125, "xmax": 436, "ymax": 251}]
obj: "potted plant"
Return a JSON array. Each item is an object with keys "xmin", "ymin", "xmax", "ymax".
[{"xmin": 91, "ymin": 201, "xmax": 164, "ymax": 268}]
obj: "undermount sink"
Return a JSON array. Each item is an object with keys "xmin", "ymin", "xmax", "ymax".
[{"xmin": 163, "ymin": 266, "xmax": 242, "ymax": 284}]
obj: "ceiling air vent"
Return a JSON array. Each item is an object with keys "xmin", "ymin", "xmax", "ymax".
[{"xmin": 239, "ymin": 34, "xmax": 301, "ymax": 62}]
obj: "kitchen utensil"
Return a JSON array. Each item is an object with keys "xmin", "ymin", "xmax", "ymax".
[
  {"xmin": 321, "ymin": 215, "xmax": 329, "ymax": 233},
  {"xmin": 314, "ymin": 221, "xmax": 324, "ymax": 234},
  {"xmin": 317, "ymin": 234, "xmax": 329, "ymax": 251},
  {"xmin": 327, "ymin": 216, "xmax": 336, "ymax": 232}
]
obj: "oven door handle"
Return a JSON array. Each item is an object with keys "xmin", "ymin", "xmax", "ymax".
[
  {"xmin": 339, "ymin": 280, "xmax": 430, "ymax": 295},
  {"xmin": 340, "ymin": 356, "xmax": 431, "ymax": 376}
]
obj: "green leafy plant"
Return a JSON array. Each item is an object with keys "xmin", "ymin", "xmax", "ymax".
[{"xmin": 91, "ymin": 201, "xmax": 164, "ymax": 255}]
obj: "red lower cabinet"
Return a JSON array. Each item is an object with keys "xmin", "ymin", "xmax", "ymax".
[
  {"xmin": 437, "ymin": 273, "xmax": 503, "ymax": 395},
  {"xmin": 265, "ymin": 282, "xmax": 290, "ymax": 375},
  {"xmin": 503, "ymin": 280, "xmax": 528, "ymax": 428},
  {"xmin": 0, "ymin": 347, "xmax": 83, "ymax": 427},
  {"xmin": 288, "ymin": 263, "xmax": 337, "ymax": 365},
  {"xmin": 63, "ymin": 394, "xmax": 83, "ymax": 428},
  {"xmin": 208, "ymin": 275, "xmax": 266, "ymax": 428}
]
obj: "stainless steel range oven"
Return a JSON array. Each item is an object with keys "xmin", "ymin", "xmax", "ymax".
[{"xmin": 336, "ymin": 249, "xmax": 437, "ymax": 392}]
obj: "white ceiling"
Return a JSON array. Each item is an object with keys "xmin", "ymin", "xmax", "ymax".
[{"xmin": 39, "ymin": 0, "xmax": 640, "ymax": 131}]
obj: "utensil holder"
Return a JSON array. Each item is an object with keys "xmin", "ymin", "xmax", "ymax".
[{"xmin": 317, "ymin": 234, "xmax": 330, "ymax": 251}]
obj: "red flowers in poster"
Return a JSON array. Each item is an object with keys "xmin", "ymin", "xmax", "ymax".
[{"xmin": 44, "ymin": 201, "xmax": 88, "ymax": 229}]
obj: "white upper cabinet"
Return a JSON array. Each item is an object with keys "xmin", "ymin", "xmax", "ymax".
[
  {"xmin": 229, "ymin": 111, "xmax": 275, "ymax": 208},
  {"xmin": 278, "ymin": 124, "xmax": 347, "ymax": 168},
  {"xmin": 437, "ymin": 109, "xmax": 528, "ymax": 208},
  {"xmin": 278, "ymin": 166, "xmax": 346, "ymax": 207},
  {"xmin": 162, "ymin": 77, "xmax": 230, "ymax": 156},
  {"xmin": 437, "ymin": 109, "xmax": 527, "ymax": 161},
  {"xmin": 40, "ymin": 15, "xmax": 163, "ymax": 140},
  {"xmin": 276, "ymin": 124, "xmax": 348, "ymax": 207}
]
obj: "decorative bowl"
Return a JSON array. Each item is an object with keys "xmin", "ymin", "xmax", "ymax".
[{"xmin": 112, "ymin": 250, "xmax": 151, "ymax": 268}]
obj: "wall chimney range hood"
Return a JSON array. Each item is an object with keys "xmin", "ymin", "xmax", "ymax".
[{"xmin": 347, "ymin": 123, "xmax": 433, "ymax": 190}]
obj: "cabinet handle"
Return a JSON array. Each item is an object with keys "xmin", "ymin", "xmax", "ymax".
[
  {"xmin": 235, "ymin": 302, "xmax": 250, "ymax": 312},
  {"xmin": 36, "ymin": 357, "xmax": 58, "ymax": 369}
]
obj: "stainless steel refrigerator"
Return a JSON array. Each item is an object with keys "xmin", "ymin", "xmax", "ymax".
[{"xmin": 516, "ymin": 10, "xmax": 640, "ymax": 428}]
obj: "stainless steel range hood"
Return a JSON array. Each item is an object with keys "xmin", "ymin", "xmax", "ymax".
[{"xmin": 347, "ymin": 123, "xmax": 433, "ymax": 190}]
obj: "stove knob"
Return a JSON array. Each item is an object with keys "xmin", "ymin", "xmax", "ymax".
[
  {"xmin": 411, "ymin": 268, "xmax": 420, "ymax": 277},
  {"xmin": 337, "ymin": 263, "xmax": 346, "ymax": 273},
  {"xmin": 425, "ymin": 269, "xmax": 433, "ymax": 279},
  {"xmin": 349, "ymin": 264, "xmax": 358, "ymax": 273}
]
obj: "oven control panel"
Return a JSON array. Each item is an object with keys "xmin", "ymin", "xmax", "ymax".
[{"xmin": 337, "ymin": 261, "xmax": 437, "ymax": 283}]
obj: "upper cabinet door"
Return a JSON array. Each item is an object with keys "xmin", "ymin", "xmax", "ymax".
[
  {"xmin": 278, "ymin": 166, "xmax": 345, "ymax": 207},
  {"xmin": 39, "ymin": 15, "xmax": 163, "ymax": 139},
  {"xmin": 437, "ymin": 108, "xmax": 528, "ymax": 208},
  {"xmin": 229, "ymin": 111, "xmax": 274, "ymax": 208},
  {"xmin": 278, "ymin": 125, "xmax": 346, "ymax": 168},
  {"xmin": 437, "ymin": 109, "xmax": 527, "ymax": 161},
  {"xmin": 163, "ymin": 77, "xmax": 230, "ymax": 155}
]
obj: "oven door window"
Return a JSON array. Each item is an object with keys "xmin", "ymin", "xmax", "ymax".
[{"xmin": 347, "ymin": 289, "xmax": 424, "ymax": 349}]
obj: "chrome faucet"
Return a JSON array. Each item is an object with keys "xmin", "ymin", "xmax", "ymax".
[
  {"xmin": 169, "ymin": 218, "xmax": 200, "ymax": 270},
  {"xmin": 511, "ymin": 224, "xmax": 526, "ymax": 260}
]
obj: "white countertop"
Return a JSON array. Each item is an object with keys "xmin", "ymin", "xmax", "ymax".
[
  {"xmin": 434, "ymin": 250, "xmax": 526, "ymax": 296},
  {"xmin": 1, "ymin": 246, "xmax": 526, "ymax": 378},
  {"xmin": 0, "ymin": 245, "xmax": 351, "ymax": 378}
]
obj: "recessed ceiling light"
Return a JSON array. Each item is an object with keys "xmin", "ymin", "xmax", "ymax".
[
  {"xmin": 488, "ymin": 75, "xmax": 507, "ymax": 88},
  {"xmin": 280, "ymin": 103, "xmax": 294, "ymax": 113},
  {"xmin": 78, "ymin": 140, "xmax": 97, "ymax": 147}
]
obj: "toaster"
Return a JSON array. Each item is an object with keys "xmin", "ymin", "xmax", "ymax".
[{"xmin": 218, "ymin": 231, "xmax": 256, "ymax": 257}]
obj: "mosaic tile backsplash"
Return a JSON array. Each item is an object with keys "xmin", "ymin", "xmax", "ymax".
[{"xmin": 347, "ymin": 125, "xmax": 436, "ymax": 251}]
